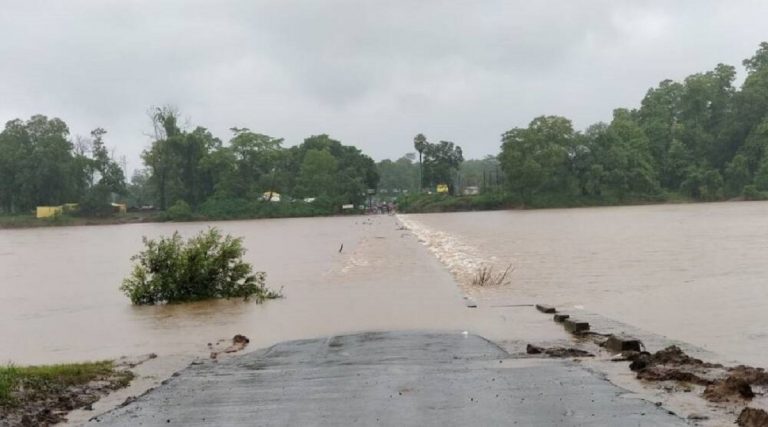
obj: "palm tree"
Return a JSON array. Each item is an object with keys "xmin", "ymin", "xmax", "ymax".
[{"xmin": 413, "ymin": 134, "xmax": 427, "ymax": 192}]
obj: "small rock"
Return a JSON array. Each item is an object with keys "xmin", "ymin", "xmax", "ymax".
[
  {"xmin": 553, "ymin": 314, "xmax": 570, "ymax": 323},
  {"xmin": 687, "ymin": 413, "xmax": 708, "ymax": 421},
  {"xmin": 526, "ymin": 344, "xmax": 543, "ymax": 354}
]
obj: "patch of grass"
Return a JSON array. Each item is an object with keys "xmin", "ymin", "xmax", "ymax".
[
  {"xmin": 397, "ymin": 191, "xmax": 691, "ymax": 214},
  {"xmin": 0, "ymin": 361, "xmax": 122, "ymax": 407}
]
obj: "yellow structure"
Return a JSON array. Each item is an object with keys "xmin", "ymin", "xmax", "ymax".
[
  {"xmin": 36, "ymin": 206, "xmax": 63, "ymax": 218},
  {"xmin": 436, "ymin": 184, "xmax": 449, "ymax": 194}
]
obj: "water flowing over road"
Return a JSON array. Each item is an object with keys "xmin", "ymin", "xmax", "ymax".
[{"xmin": 401, "ymin": 201, "xmax": 768, "ymax": 367}]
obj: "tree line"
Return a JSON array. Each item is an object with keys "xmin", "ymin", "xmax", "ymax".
[
  {"xmin": 5, "ymin": 41, "xmax": 768, "ymax": 218},
  {"xmin": 498, "ymin": 42, "xmax": 768, "ymax": 206},
  {"xmin": 0, "ymin": 107, "xmax": 380, "ymax": 218},
  {"xmin": 0, "ymin": 116, "xmax": 126, "ymax": 215},
  {"xmin": 134, "ymin": 107, "xmax": 379, "ymax": 218},
  {"xmin": 382, "ymin": 41, "xmax": 768, "ymax": 209}
]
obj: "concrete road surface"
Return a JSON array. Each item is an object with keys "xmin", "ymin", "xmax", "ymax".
[{"xmin": 91, "ymin": 331, "xmax": 686, "ymax": 426}]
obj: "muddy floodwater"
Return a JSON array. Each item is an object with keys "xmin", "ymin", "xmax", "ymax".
[
  {"xmin": 401, "ymin": 201, "xmax": 768, "ymax": 367},
  {"xmin": 0, "ymin": 215, "xmax": 560, "ymax": 366},
  {"xmin": 1, "ymin": 201, "xmax": 767, "ymax": 371}
]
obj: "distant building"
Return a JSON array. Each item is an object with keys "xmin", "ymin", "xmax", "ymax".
[
  {"xmin": 36, "ymin": 206, "xmax": 63, "ymax": 218},
  {"xmin": 111, "ymin": 203, "xmax": 127, "ymax": 214},
  {"xmin": 262, "ymin": 192, "xmax": 281, "ymax": 202},
  {"xmin": 36, "ymin": 203, "xmax": 79, "ymax": 218}
]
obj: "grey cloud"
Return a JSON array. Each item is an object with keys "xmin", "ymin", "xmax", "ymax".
[{"xmin": 1, "ymin": 0, "xmax": 768, "ymax": 170}]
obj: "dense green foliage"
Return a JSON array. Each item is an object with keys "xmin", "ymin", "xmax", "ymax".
[
  {"xmin": 0, "ymin": 117, "xmax": 125, "ymax": 214},
  {"xmin": 120, "ymin": 228, "xmax": 281, "ymax": 305},
  {"xmin": 496, "ymin": 43, "xmax": 768, "ymax": 206},
  {"xmin": 397, "ymin": 192, "xmax": 509, "ymax": 213},
  {"xmin": 7, "ymin": 41, "xmax": 768, "ymax": 220},
  {"xmin": 138, "ymin": 108, "xmax": 379, "ymax": 216},
  {"xmin": 377, "ymin": 135, "xmax": 466, "ymax": 195},
  {"xmin": 376, "ymin": 154, "xmax": 501, "ymax": 196}
]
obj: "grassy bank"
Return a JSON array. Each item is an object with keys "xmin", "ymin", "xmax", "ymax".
[
  {"xmin": 395, "ymin": 192, "xmax": 696, "ymax": 214},
  {"xmin": 0, "ymin": 212, "xmax": 161, "ymax": 229},
  {"xmin": 0, "ymin": 361, "xmax": 133, "ymax": 425},
  {"xmin": 0, "ymin": 198, "xmax": 357, "ymax": 230}
]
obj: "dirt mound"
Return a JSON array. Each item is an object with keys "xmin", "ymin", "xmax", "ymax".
[
  {"xmin": 636, "ymin": 365, "xmax": 712, "ymax": 385},
  {"xmin": 703, "ymin": 376, "xmax": 755, "ymax": 402},
  {"xmin": 643, "ymin": 345, "xmax": 721, "ymax": 368},
  {"xmin": 628, "ymin": 345, "xmax": 765, "ymax": 404},
  {"xmin": 736, "ymin": 407, "xmax": 768, "ymax": 427},
  {"xmin": 526, "ymin": 344, "xmax": 593, "ymax": 358},
  {"xmin": 729, "ymin": 365, "xmax": 768, "ymax": 385}
]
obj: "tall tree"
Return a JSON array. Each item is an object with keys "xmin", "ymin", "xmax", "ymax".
[
  {"xmin": 413, "ymin": 134, "xmax": 427, "ymax": 191},
  {"xmin": 500, "ymin": 116, "xmax": 576, "ymax": 204},
  {"xmin": 422, "ymin": 140, "xmax": 464, "ymax": 193}
]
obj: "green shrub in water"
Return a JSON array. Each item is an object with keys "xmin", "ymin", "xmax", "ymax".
[{"xmin": 120, "ymin": 228, "xmax": 281, "ymax": 305}]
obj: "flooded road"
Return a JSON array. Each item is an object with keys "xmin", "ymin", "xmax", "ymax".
[
  {"xmin": 4, "ymin": 203, "xmax": 768, "ymax": 425},
  {"xmin": 400, "ymin": 201, "xmax": 768, "ymax": 367},
  {"xmin": 0, "ymin": 215, "xmax": 563, "ymax": 366},
  {"xmin": 2, "ymin": 202, "xmax": 767, "ymax": 370}
]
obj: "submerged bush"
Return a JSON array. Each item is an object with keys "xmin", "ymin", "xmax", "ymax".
[{"xmin": 120, "ymin": 228, "xmax": 281, "ymax": 305}]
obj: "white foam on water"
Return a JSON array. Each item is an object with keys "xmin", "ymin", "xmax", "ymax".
[{"xmin": 397, "ymin": 215, "xmax": 501, "ymax": 289}]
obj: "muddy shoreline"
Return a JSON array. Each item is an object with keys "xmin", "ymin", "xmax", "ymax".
[{"xmin": 55, "ymin": 312, "xmax": 768, "ymax": 426}]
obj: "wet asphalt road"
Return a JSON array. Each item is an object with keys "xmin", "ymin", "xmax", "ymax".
[{"xmin": 90, "ymin": 331, "xmax": 686, "ymax": 426}]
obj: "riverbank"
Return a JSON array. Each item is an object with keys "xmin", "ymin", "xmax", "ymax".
[
  {"xmin": 0, "ymin": 360, "xmax": 133, "ymax": 426},
  {"xmin": 0, "ymin": 201, "xmax": 356, "ymax": 230},
  {"xmin": 1, "ymin": 193, "xmax": 760, "ymax": 230},
  {"xmin": 395, "ymin": 191, "xmax": 700, "ymax": 213},
  {"xmin": 0, "ymin": 212, "xmax": 160, "ymax": 229}
]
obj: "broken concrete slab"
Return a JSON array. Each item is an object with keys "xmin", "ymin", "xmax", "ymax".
[
  {"xmin": 91, "ymin": 331, "xmax": 685, "ymax": 426},
  {"xmin": 535, "ymin": 304, "xmax": 556, "ymax": 314},
  {"xmin": 563, "ymin": 319, "xmax": 590, "ymax": 334},
  {"xmin": 602, "ymin": 335, "xmax": 643, "ymax": 353}
]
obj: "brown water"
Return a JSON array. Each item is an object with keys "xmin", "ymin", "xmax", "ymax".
[
  {"xmin": 0, "ymin": 215, "xmax": 564, "ymax": 366},
  {"xmin": 400, "ymin": 201, "xmax": 768, "ymax": 367}
]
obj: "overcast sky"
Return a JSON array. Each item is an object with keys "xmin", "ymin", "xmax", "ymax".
[{"xmin": 2, "ymin": 1, "xmax": 768, "ymax": 172}]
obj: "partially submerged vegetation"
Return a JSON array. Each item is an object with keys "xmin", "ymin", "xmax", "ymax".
[
  {"xmin": 471, "ymin": 264, "xmax": 514, "ymax": 287},
  {"xmin": 0, "ymin": 361, "xmax": 132, "ymax": 425},
  {"xmin": 121, "ymin": 228, "xmax": 281, "ymax": 305}
]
